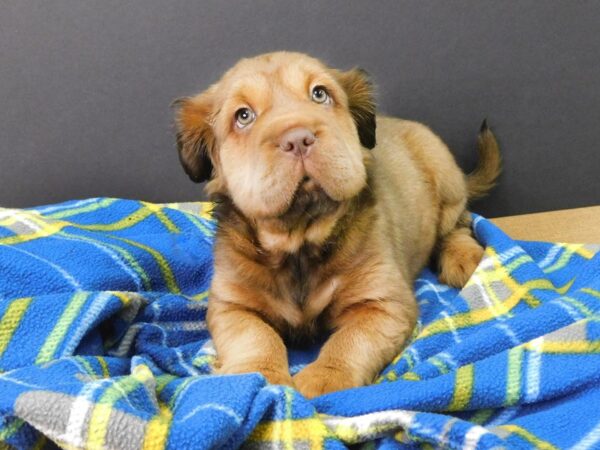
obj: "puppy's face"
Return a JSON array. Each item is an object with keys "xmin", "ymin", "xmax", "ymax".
[{"xmin": 174, "ymin": 52, "xmax": 376, "ymax": 222}]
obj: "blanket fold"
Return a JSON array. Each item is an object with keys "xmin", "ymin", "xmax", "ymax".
[{"xmin": 1, "ymin": 198, "xmax": 599, "ymax": 449}]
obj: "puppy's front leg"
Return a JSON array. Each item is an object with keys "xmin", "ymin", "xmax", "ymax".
[
  {"xmin": 208, "ymin": 300, "xmax": 293, "ymax": 386},
  {"xmin": 293, "ymin": 298, "xmax": 415, "ymax": 398}
]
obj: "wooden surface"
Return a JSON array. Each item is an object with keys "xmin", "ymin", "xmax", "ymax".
[{"xmin": 491, "ymin": 206, "xmax": 600, "ymax": 243}]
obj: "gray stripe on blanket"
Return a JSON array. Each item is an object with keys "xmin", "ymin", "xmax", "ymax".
[
  {"xmin": 462, "ymin": 280, "xmax": 511, "ymax": 311},
  {"xmin": 14, "ymin": 391, "xmax": 74, "ymax": 439},
  {"xmin": 15, "ymin": 391, "xmax": 146, "ymax": 449},
  {"xmin": 545, "ymin": 321, "xmax": 587, "ymax": 341},
  {"xmin": 243, "ymin": 441, "xmax": 311, "ymax": 450},
  {"xmin": 105, "ymin": 408, "xmax": 147, "ymax": 449}
]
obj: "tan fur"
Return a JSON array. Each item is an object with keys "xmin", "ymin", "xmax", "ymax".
[
  {"xmin": 467, "ymin": 124, "xmax": 502, "ymax": 199},
  {"xmin": 174, "ymin": 52, "xmax": 501, "ymax": 398}
]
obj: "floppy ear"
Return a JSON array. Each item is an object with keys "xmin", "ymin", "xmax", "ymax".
[
  {"xmin": 336, "ymin": 68, "xmax": 377, "ymax": 149},
  {"xmin": 172, "ymin": 93, "xmax": 216, "ymax": 183}
]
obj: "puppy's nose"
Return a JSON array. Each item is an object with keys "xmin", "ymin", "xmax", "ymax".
[{"xmin": 279, "ymin": 128, "xmax": 315, "ymax": 157}]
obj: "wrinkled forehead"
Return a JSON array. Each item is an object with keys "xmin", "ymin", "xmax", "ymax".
[{"xmin": 216, "ymin": 54, "xmax": 340, "ymax": 104}]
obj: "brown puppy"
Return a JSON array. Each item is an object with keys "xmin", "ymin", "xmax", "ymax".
[{"xmin": 173, "ymin": 52, "xmax": 501, "ymax": 398}]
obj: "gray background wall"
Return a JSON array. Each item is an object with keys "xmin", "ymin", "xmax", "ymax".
[{"xmin": 1, "ymin": 1, "xmax": 599, "ymax": 217}]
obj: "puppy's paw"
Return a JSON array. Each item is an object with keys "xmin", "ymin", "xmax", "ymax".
[
  {"xmin": 293, "ymin": 362, "xmax": 360, "ymax": 399},
  {"xmin": 219, "ymin": 363, "xmax": 293, "ymax": 386},
  {"xmin": 438, "ymin": 235, "xmax": 484, "ymax": 288},
  {"xmin": 263, "ymin": 369, "xmax": 294, "ymax": 386}
]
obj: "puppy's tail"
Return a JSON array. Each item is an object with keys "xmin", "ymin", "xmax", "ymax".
[{"xmin": 466, "ymin": 119, "xmax": 502, "ymax": 200}]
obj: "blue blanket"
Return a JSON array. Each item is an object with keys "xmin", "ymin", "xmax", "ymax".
[{"xmin": 1, "ymin": 198, "xmax": 599, "ymax": 449}]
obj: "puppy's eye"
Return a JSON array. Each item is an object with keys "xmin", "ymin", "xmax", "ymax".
[
  {"xmin": 234, "ymin": 107, "xmax": 256, "ymax": 128},
  {"xmin": 311, "ymin": 86, "xmax": 330, "ymax": 104}
]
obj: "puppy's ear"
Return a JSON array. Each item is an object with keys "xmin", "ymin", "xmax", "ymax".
[
  {"xmin": 336, "ymin": 68, "xmax": 377, "ymax": 149},
  {"xmin": 172, "ymin": 93, "xmax": 216, "ymax": 183}
]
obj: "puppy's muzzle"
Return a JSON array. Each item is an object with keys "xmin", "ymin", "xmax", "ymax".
[{"xmin": 279, "ymin": 128, "xmax": 316, "ymax": 158}]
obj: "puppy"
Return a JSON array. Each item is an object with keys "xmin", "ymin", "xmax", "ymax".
[{"xmin": 173, "ymin": 52, "xmax": 500, "ymax": 398}]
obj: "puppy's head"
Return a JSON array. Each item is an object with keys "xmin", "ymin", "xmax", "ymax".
[{"xmin": 174, "ymin": 52, "xmax": 375, "ymax": 224}]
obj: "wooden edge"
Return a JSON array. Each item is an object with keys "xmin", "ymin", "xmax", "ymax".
[{"xmin": 490, "ymin": 205, "xmax": 600, "ymax": 243}]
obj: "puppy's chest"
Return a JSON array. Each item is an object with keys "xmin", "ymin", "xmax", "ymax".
[
  {"xmin": 277, "ymin": 250, "xmax": 314, "ymax": 305},
  {"xmin": 271, "ymin": 248, "xmax": 338, "ymax": 321}
]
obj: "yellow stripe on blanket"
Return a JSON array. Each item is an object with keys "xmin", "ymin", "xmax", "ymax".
[
  {"xmin": 448, "ymin": 364, "xmax": 474, "ymax": 410},
  {"xmin": 143, "ymin": 404, "xmax": 173, "ymax": 450},
  {"xmin": 249, "ymin": 417, "xmax": 332, "ymax": 449},
  {"xmin": 75, "ymin": 206, "xmax": 154, "ymax": 232},
  {"xmin": 0, "ymin": 219, "xmax": 67, "ymax": 245},
  {"xmin": 0, "ymin": 298, "xmax": 32, "ymax": 361},
  {"xmin": 35, "ymin": 292, "xmax": 89, "ymax": 364},
  {"xmin": 497, "ymin": 424, "xmax": 558, "ymax": 450},
  {"xmin": 141, "ymin": 202, "xmax": 180, "ymax": 233},
  {"xmin": 524, "ymin": 340, "xmax": 600, "ymax": 354},
  {"xmin": 420, "ymin": 277, "xmax": 573, "ymax": 339},
  {"xmin": 111, "ymin": 236, "xmax": 181, "ymax": 294},
  {"xmin": 45, "ymin": 198, "xmax": 118, "ymax": 220}
]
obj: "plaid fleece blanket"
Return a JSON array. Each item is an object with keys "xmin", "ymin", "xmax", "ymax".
[{"xmin": 1, "ymin": 198, "xmax": 599, "ymax": 450}]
